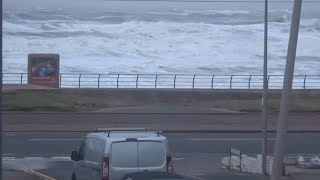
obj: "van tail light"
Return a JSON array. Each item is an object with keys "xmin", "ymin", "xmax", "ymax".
[
  {"xmin": 102, "ymin": 157, "xmax": 109, "ymax": 180},
  {"xmin": 166, "ymin": 156, "xmax": 174, "ymax": 172}
]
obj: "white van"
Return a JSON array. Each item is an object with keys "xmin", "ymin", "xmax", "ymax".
[{"xmin": 70, "ymin": 128, "xmax": 173, "ymax": 180}]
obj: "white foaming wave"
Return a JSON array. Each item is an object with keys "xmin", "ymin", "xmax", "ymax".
[
  {"xmin": 183, "ymin": 9, "xmax": 251, "ymax": 15},
  {"xmin": 148, "ymin": 9, "xmax": 250, "ymax": 16},
  {"xmin": 3, "ymin": 19, "xmax": 320, "ymax": 75}
]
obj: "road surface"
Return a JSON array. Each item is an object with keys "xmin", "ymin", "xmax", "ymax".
[
  {"xmin": 4, "ymin": 112, "xmax": 320, "ymax": 131},
  {"xmin": 4, "ymin": 132, "xmax": 320, "ymax": 180}
]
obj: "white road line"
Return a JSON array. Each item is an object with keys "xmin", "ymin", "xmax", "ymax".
[
  {"xmin": 3, "ymin": 153, "xmax": 13, "ymax": 156},
  {"xmin": 3, "ymin": 157, "xmax": 15, "ymax": 160},
  {"xmin": 51, "ymin": 157, "xmax": 71, "ymax": 161},
  {"xmin": 173, "ymin": 157, "xmax": 186, "ymax": 161},
  {"xmin": 187, "ymin": 138, "xmax": 276, "ymax": 141},
  {"xmin": 28, "ymin": 139, "xmax": 83, "ymax": 141}
]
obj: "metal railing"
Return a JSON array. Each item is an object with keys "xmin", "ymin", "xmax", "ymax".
[{"xmin": 2, "ymin": 73, "xmax": 320, "ymax": 89}]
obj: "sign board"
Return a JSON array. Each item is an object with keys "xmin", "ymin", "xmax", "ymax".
[
  {"xmin": 230, "ymin": 148, "xmax": 241, "ymax": 156},
  {"xmin": 229, "ymin": 148, "xmax": 242, "ymax": 171},
  {"xmin": 28, "ymin": 53, "xmax": 60, "ymax": 88}
]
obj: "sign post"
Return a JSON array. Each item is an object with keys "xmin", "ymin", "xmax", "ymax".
[
  {"xmin": 262, "ymin": 0, "xmax": 269, "ymax": 175},
  {"xmin": 0, "ymin": 0, "xmax": 3, "ymax": 179},
  {"xmin": 229, "ymin": 148, "xmax": 242, "ymax": 171},
  {"xmin": 271, "ymin": 0, "xmax": 303, "ymax": 180}
]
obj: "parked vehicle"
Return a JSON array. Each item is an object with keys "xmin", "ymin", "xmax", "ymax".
[
  {"xmin": 70, "ymin": 128, "xmax": 173, "ymax": 180},
  {"xmin": 122, "ymin": 171, "xmax": 187, "ymax": 180}
]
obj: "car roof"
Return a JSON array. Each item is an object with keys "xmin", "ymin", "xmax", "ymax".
[{"xmin": 86, "ymin": 131, "xmax": 167, "ymax": 141}]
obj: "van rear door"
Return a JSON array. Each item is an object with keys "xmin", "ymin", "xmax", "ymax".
[
  {"xmin": 109, "ymin": 141, "xmax": 139, "ymax": 180},
  {"xmin": 137, "ymin": 141, "xmax": 166, "ymax": 172}
]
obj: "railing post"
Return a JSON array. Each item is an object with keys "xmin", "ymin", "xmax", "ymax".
[
  {"xmin": 155, "ymin": 75, "xmax": 158, "ymax": 88},
  {"xmin": 248, "ymin": 75, "xmax": 252, "ymax": 90},
  {"xmin": 78, "ymin": 74, "xmax": 82, "ymax": 88},
  {"xmin": 192, "ymin": 75, "xmax": 196, "ymax": 89},
  {"xmin": 267, "ymin": 75, "xmax": 270, "ymax": 88},
  {"xmin": 136, "ymin": 74, "xmax": 139, "ymax": 88},
  {"xmin": 230, "ymin": 75, "xmax": 234, "ymax": 89},
  {"xmin": 174, "ymin": 75, "xmax": 177, "ymax": 88},
  {"xmin": 211, "ymin": 75, "xmax": 215, "ymax": 89},
  {"xmin": 98, "ymin": 74, "xmax": 101, "ymax": 88},
  {"xmin": 117, "ymin": 74, "xmax": 120, "ymax": 88},
  {"xmin": 59, "ymin": 74, "xmax": 62, "ymax": 88},
  {"xmin": 20, "ymin": 73, "xmax": 23, "ymax": 84},
  {"xmin": 303, "ymin": 75, "xmax": 307, "ymax": 90}
]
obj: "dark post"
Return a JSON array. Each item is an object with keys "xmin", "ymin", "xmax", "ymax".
[
  {"xmin": 248, "ymin": 75, "xmax": 252, "ymax": 90},
  {"xmin": 271, "ymin": 1, "xmax": 303, "ymax": 179},
  {"xmin": 78, "ymin": 74, "xmax": 82, "ymax": 88},
  {"xmin": 240, "ymin": 152, "xmax": 242, "ymax": 172},
  {"xmin": 155, "ymin": 75, "xmax": 158, "ymax": 88},
  {"xmin": 59, "ymin": 74, "xmax": 62, "ymax": 88},
  {"xmin": 98, "ymin": 74, "xmax": 101, "ymax": 88},
  {"xmin": 230, "ymin": 75, "xmax": 234, "ymax": 89},
  {"xmin": 136, "ymin": 74, "xmax": 139, "ymax": 88},
  {"xmin": 211, "ymin": 75, "xmax": 215, "ymax": 89},
  {"xmin": 192, "ymin": 75, "xmax": 196, "ymax": 89},
  {"xmin": 303, "ymin": 75, "xmax": 307, "ymax": 90},
  {"xmin": 20, "ymin": 73, "xmax": 23, "ymax": 84},
  {"xmin": 174, "ymin": 75, "xmax": 177, "ymax": 88},
  {"xmin": 262, "ymin": 0, "xmax": 269, "ymax": 175},
  {"xmin": 117, "ymin": 74, "xmax": 120, "ymax": 88},
  {"xmin": 0, "ymin": 0, "xmax": 3, "ymax": 178},
  {"xmin": 229, "ymin": 148, "xmax": 232, "ymax": 169}
]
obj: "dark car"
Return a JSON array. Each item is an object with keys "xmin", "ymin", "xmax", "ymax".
[{"xmin": 122, "ymin": 172, "xmax": 188, "ymax": 180}]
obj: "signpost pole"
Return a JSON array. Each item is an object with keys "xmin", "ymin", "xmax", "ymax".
[
  {"xmin": 270, "ymin": 1, "xmax": 303, "ymax": 180},
  {"xmin": 262, "ymin": 0, "xmax": 269, "ymax": 175},
  {"xmin": 0, "ymin": 0, "xmax": 3, "ymax": 179}
]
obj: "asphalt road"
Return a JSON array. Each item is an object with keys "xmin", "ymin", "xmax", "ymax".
[
  {"xmin": 4, "ymin": 132, "xmax": 320, "ymax": 180},
  {"xmin": 4, "ymin": 132, "xmax": 320, "ymax": 157},
  {"xmin": 4, "ymin": 112, "xmax": 320, "ymax": 131}
]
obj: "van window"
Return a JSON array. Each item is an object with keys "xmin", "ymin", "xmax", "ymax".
[
  {"xmin": 78, "ymin": 139, "xmax": 89, "ymax": 161},
  {"xmin": 138, "ymin": 141, "xmax": 165, "ymax": 167},
  {"xmin": 111, "ymin": 141, "xmax": 138, "ymax": 167},
  {"xmin": 86, "ymin": 138, "xmax": 105, "ymax": 163}
]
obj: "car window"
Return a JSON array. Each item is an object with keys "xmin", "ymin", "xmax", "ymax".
[
  {"xmin": 78, "ymin": 138, "xmax": 89, "ymax": 161},
  {"xmin": 85, "ymin": 138, "xmax": 105, "ymax": 163},
  {"xmin": 138, "ymin": 141, "xmax": 165, "ymax": 167},
  {"xmin": 111, "ymin": 141, "xmax": 138, "ymax": 168}
]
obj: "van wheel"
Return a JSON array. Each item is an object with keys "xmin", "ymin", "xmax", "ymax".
[{"xmin": 72, "ymin": 174, "xmax": 77, "ymax": 180}]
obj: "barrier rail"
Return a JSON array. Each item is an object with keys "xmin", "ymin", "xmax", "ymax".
[{"xmin": 2, "ymin": 73, "xmax": 320, "ymax": 89}]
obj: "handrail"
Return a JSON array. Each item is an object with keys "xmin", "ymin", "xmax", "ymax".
[{"xmin": 2, "ymin": 73, "xmax": 320, "ymax": 90}]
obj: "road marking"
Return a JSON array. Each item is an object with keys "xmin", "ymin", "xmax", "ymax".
[
  {"xmin": 5, "ymin": 133, "xmax": 16, "ymax": 136},
  {"xmin": 187, "ymin": 138, "xmax": 276, "ymax": 141},
  {"xmin": 3, "ymin": 153, "xmax": 13, "ymax": 156},
  {"xmin": 173, "ymin": 157, "xmax": 186, "ymax": 161},
  {"xmin": 24, "ymin": 169, "xmax": 56, "ymax": 180},
  {"xmin": 3, "ymin": 157, "xmax": 15, "ymax": 160},
  {"xmin": 28, "ymin": 139, "xmax": 83, "ymax": 141},
  {"xmin": 51, "ymin": 157, "xmax": 71, "ymax": 161}
]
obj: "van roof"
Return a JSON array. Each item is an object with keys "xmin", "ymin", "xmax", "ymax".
[{"xmin": 87, "ymin": 131, "xmax": 166, "ymax": 140}]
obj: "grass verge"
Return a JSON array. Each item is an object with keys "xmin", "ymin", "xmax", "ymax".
[{"xmin": 3, "ymin": 90, "xmax": 320, "ymax": 112}]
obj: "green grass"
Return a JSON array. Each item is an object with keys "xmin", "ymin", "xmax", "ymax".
[
  {"xmin": 3, "ymin": 91, "xmax": 105, "ymax": 111},
  {"xmin": 3, "ymin": 90, "xmax": 320, "ymax": 112},
  {"xmin": 211, "ymin": 98, "xmax": 320, "ymax": 112}
]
